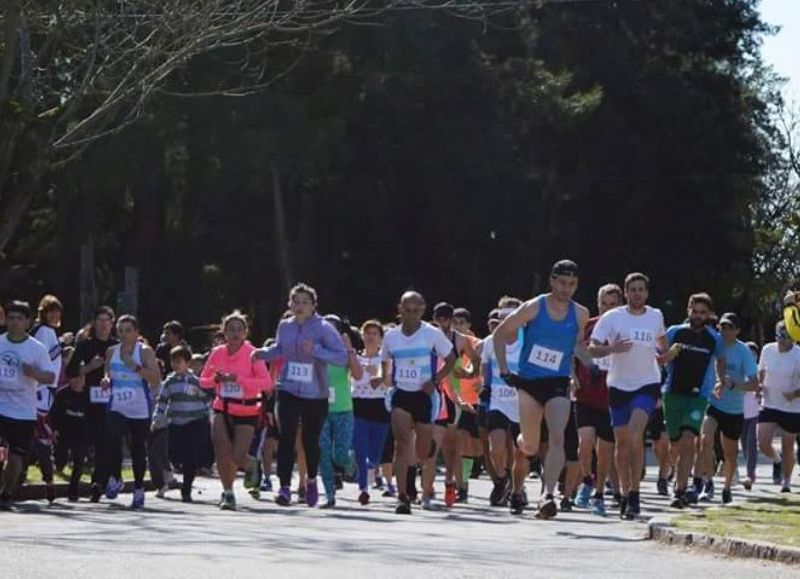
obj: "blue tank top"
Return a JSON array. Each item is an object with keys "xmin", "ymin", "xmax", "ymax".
[{"xmin": 519, "ymin": 295, "xmax": 578, "ymax": 379}]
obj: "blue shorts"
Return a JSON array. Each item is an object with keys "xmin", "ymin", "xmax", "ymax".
[{"xmin": 608, "ymin": 383, "xmax": 660, "ymax": 428}]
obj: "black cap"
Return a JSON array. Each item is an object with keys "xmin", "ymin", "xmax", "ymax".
[
  {"xmin": 433, "ymin": 302, "xmax": 455, "ymax": 318},
  {"xmin": 551, "ymin": 259, "xmax": 579, "ymax": 278},
  {"xmin": 719, "ymin": 312, "xmax": 741, "ymax": 328}
]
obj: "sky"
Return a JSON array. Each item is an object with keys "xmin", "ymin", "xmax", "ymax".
[{"xmin": 759, "ymin": 0, "xmax": 799, "ymax": 103}]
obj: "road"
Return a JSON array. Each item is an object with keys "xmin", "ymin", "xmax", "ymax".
[{"xmin": 0, "ymin": 459, "xmax": 795, "ymax": 578}]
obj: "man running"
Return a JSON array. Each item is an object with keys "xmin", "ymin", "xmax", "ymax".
[
  {"xmin": 574, "ymin": 283, "xmax": 622, "ymax": 516},
  {"xmin": 0, "ymin": 301, "xmax": 56, "ymax": 509},
  {"xmin": 589, "ymin": 273, "xmax": 667, "ymax": 519},
  {"xmin": 381, "ymin": 291, "xmax": 456, "ymax": 514},
  {"xmin": 696, "ymin": 313, "xmax": 758, "ymax": 504},
  {"xmin": 662, "ymin": 293, "xmax": 726, "ymax": 508},
  {"xmin": 493, "ymin": 260, "xmax": 591, "ymax": 519}
]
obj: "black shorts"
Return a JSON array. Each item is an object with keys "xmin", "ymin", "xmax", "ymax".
[
  {"xmin": 645, "ymin": 407, "xmax": 666, "ymax": 440},
  {"xmin": 513, "ymin": 376, "xmax": 570, "ymax": 406},
  {"xmin": 0, "ymin": 414, "xmax": 35, "ymax": 456},
  {"xmin": 457, "ymin": 410, "xmax": 480, "ymax": 438},
  {"xmin": 213, "ymin": 411, "xmax": 258, "ymax": 428},
  {"xmin": 392, "ymin": 389, "xmax": 432, "ymax": 424},
  {"xmin": 575, "ymin": 402, "xmax": 615, "ymax": 443},
  {"xmin": 758, "ymin": 407, "xmax": 800, "ymax": 434},
  {"xmin": 706, "ymin": 405, "xmax": 744, "ymax": 440},
  {"xmin": 539, "ymin": 403, "xmax": 579, "ymax": 462},
  {"xmin": 477, "ymin": 404, "xmax": 489, "ymax": 430},
  {"xmin": 435, "ymin": 395, "xmax": 457, "ymax": 427},
  {"xmin": 486, "ymin": 410, "xmax": 521, "ymax": 445}
]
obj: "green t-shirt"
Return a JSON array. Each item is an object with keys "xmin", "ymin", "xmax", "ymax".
[{"xmin": 327, "ymin": 364, "xmax": 353, "ymax": 413}]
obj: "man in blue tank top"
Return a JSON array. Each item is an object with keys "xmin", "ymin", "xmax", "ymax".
[{"xmin": 492, "ymin": 260, "xmax": 592, "ymax": 519}]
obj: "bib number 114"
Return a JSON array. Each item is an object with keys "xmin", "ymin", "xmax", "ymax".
[{"xmin": 529, "ymin": 345, "xmax": 563, "ymax": 371}]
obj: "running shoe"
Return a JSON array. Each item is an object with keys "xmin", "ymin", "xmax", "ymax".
[
  {"xmin": 220, "ymin": 491, "xmax": 236, "ymax": 511},
  {"xmin": 575, "ymin": 483, "xmax": 593, "ymax": 508},
  {"xmin": 395, "ymin": 495, "xmax": 412, "ymax": 515},
  {"xmin": 618, "ymin": 495, "xmax": 628, "ymax": 519},
  {"xmin": 535, "ymin": 496, "xmax": 558, "ymax": 520},
  {"xmin": 382, "ymin": 483, "xmax": 397, "ymax": 498},
  {"xmin": 243, "ymin": 465, "xmax": 259, "ymax": 489},
  {"xmin": 721, "ymin": 488, "xmax": 732, "ymax": 505},
  {"xmin": 699, "ymin": 480, "xmax": 714, "ymax": 502},
  {"xmin": 743, "ymin": 477, "xmax": 753, "ymax": 491},
  {"xmin": 373, "ymin": 476, "xmax": 385, "ymax": 490},
  {"xmin": 276, "ymin": 486, "xmax": 291, "ymax": 506},
  {"xmin": 306, "ymin": 480, "xmax": 319, "ymax": 508},
  {"xmin": 670, "ymin": 494, "xmax": 686, "ymax": 509},
  {"xmin": 67, "ymin": 487, "xmax": 79, "ymax": 503},
  {"xmin": 260, "ymin": 477, "xmax": 273, "ymax": 493},
  {"xmin": 46, "ymin": 484, "xmax": 56, "ymax": 504},
  {"xmin": 444, "ymin": 481, "xmax": 457, "ymax": 508},
  {"xmin": 89, "ymin": 484, "xmax": 102, "ymax": 503},
  {"xmin": 591, "ymin": 496, "xmax": 607, "ymax": 517},
  {"xmin": 772, "ymin": 460, "xmax": 782, "ymax": 485},
  {"xmin": 781, "ymin": 484, "xmax": 791, "ymax": 493},
  {"xmin": 490, "ymin": 476, "xmax": 508, "ymax": 506},
  {"xmin": 509, "ymin": 492, "xmax": 525, "ymax": 515},
  {"xmin": 559, "ymin": 496, "xmax": 573, "ymax": 512},
  {"xmin": 0, "ymin": 493, "xmax": 12, "ymax": 511},
  {"xmin": 421, "ymin": 495, "xmax": 434, "ymax": 510},
  {"xmin": 248, "ymin": 487, "xmax": 261, "ymax": 501},
  {"xmin": 105, "ymin": 477, "xmax": 123, "ymax": 500},
  {"xmin": 625, "ymin": 492, "xmax": 640, "ymax": 519},
  {"xmin": 358, "ymin": 491, "xmax": 370, "ymax": 505},
  {"xmin": 456, "ymin": 486, "xmax": 468, "ymax": 504},
  {"xmin": 656, "ymin": 477, "xmax": 669, "ymax": 496},
  {"xmin": 131, "ymin": 488, "xmax": 145, "ymax": 510},
  {"xmin": 320, "ymin": 498, "xmax": 336, "ymax": 509},
  {"xmin": 683, "ymin": 488, "xmax": 699, "ymax": 505}
]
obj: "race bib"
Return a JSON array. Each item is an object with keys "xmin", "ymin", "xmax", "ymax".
[
  {"xmin": 497, "ymin": 385, "xmax": 517, "ymax": 399},
  {"xmin": 113, "ymin": 388, "xmax": 136, "ymax": 404},
  {"xmin": 329, "ymin": 387, "xmax": 336, "ymax": 404},
  {"xmin": 395, "ymin": 356, "xmax": 428, "ymax": 387},
  {"xmin": 0, "ymin": 364, "xmax": 18, "ymax": 380},
  {"xmin": 287, "ymin": 362, "xmax": 313, "ymax": 383},
  {"xmin": 90, "ymin": 386, "xmax": 111, "ymax": 404},
  {"xmin": 221, "ymin": 382, "xmax": 243, "ymax": 399},
  {"xmin": 630, "ymin": 328, "xmax": 655, "ymax": 346},
  {"xmin": 528, "ymin": 345, "xmax": 564, "ymax": 371}
]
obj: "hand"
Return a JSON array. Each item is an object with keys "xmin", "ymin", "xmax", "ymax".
[
  {"xmin": 22, "ymin": 363, "xmax": 35, "ymax": 378},
  {"xmin": 214, "ymin": 370, "xmax": 225, "ymax": 384},
  {"xmin": 251, "ymin": 350, "xmax": 265, "ymax": 363},
  {"xmin": 369, "ymin": 377, "xmax": 384, "ymax": 389},
  {"xmin": 712, "ymin": 382, "xmax": 724, "ymax": 400},
  {"xmin": 88, "ymin": 355, "xmax": 105, "ymax": 371},
  {"xmin": 458, "ymin": 400, "xmax": 476, "ymax": 414},
  {"xmin": 609, "ymin": 338, "xmax": 633, "ymax": 354},
  {"xmin": 501, "ymin": 372, "xmax": 523, "ymax": 389},
  {"xmin": 421, "ymin": 380, "xmax": 435, "ymax": 395},
  {"xmin": 100, "ymin": 377, "xmax": 111, "ymax": 389},
  {"xmin": 300, "ymin": 339, "xmax": 314, "ymax": 356}
]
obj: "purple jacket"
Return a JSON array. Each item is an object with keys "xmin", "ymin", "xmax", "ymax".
[{"xmin": 255, "ymin": 314, "xmax": 348, "ymax": 399}]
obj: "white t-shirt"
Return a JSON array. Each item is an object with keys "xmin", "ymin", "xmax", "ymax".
[
  {"xmin": 0, "ymin": 334, "xmax": 55, "ymax": 421},
  {"xmin": 758, "ymin": 343, "xmax": 800, "ymax": 413},
  {"xmin": 381, "ymin": 322, "xmax": 453, "ymax": 392},
  {"xmin": 351, "ymin": 353, "xmax": 387, "ymax": 400},
  {"xmin": 591, "ymin": 306, "xmax": 665, "ymax": 392},
  {"xmin": 743, "ymin": 392, "xmax": 760, "ymax": 420},
  {"xmin": 481, "ymin": 335, "xmax": 521, "ymax": 423},
  {"xmin": 31, "ymin": 324, "xmax": 62, "ymax": 389}
]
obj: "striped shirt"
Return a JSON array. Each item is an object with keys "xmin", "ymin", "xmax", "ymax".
[{"xmin": 152, "ymin": 371, "xmax": 213, "ymax": 428}]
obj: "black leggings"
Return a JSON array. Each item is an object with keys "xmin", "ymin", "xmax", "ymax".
[
  {"xmin": 276, "ymin": 391, "xmax": 328, "ymax": 488},
  {"xmin": 101, "ymin": 412, "xmax": 149, "ymax": 490}
]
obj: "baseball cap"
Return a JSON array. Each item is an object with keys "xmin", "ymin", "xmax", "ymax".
[
  {"xmin": 551, "ymin": 259, "xmax": 579, "ymax": 278},
  {"xmin": 433, "ymin": 302, "xmax": 455, "ymax": 318},
  {"xmin": 719, "ymin": 312, "xmax": 741, "ymax": 328}
]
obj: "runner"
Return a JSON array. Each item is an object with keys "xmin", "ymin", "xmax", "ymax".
[
  {"xmin": 351, "ymin": 320, "xmax": 390, "ymax": 505},
  {"xmin": 645, "ymin": 400, "xmax": 671, "ymax": 496},
  {"xmin": 200, "ymin": 311, "xmax": 272, "ymax": 510},
  {"xmin": 152, "ymin": 345, "xmax": 214, "ymax": 502},
  {"xmin": 50, "ymin": 370, "xmax": 90, "ymax": 501},
  {"xmin": 757, "ymin": 320, "xmax": 800, "ymax": 492},
  {"xmin": 65, "ymin": 306, "xmax": 118, "ymax": 502},
  {"xmin": 493, "ymin": 260, "xmax": 591, "ymax": 519},
  {"xmin": 96, "ymin": 315, "xmax": 162, "ymax": 509},
  {"xmin": 662, "ymin": 293, "xmax": 726, "ymax": 508},
  {"xmin": 477, "ymin": 307, "xmax": 504, "ymax": 489},
  {"xmin": 574, "ymin": 283, "xmax": 622, "ymax": 516},
  {"xmin": 0, "ymin": 301, "xmax": 56, "ymax": 509},
  {"xmin": 381, "ymin": 291, "xmax": 456, "ymax": 514},
  {"xmin": 589, "ymin": 273, "xmax": 667, "ymax": 519},
  {"xmin": 253, "ymin": 283, "xmax": 349, "ymax": 508},
  {"xmin": 695, "ymin": 313, "xmax": 757, "ymax": 504},
  {"xmin": 318, "ymin": 314, "xmax": 361, "ymax": 508},
  {"xmin": 741, "ymin": 342, "xmax": 760, "ymax": 490}
]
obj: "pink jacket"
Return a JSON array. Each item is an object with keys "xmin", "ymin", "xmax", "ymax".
[{"xmin": 200, "ymin": 341, "xmax": 273, "ymax": 417}]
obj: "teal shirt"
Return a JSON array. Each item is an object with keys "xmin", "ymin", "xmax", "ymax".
[
  {"xmin": 327, "ymin": 364, "xmax": 353, "ymax": 413},
  {"xmin": 710, "ymin": 339, "xmax": 757, "ymax": 415}
]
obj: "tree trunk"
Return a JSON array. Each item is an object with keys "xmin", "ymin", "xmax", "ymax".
[{"xmin": 271, "ymin": 162, "xmax": 292, "ymax": 295}]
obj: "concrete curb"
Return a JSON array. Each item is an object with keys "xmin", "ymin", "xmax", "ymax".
[{"xmin": 648, "ymin": 515, "xmax": 800, "ymax": 565}]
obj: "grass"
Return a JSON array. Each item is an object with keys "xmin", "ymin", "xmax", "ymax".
[
  {"xmin": 672, "ymin": 495, "xmax": 800, "ymax": 548},
  {"xmin": 24, "ymin": 465, "xmax": 139, "ymax": 484}
]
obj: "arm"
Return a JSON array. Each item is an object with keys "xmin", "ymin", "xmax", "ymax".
[
  {"xmin": 453, "ymin": 335, "xmax": 481, "ymax": 379},
  {"xmin": 65, "ymin": 341, "xmax": 83, "ymax": 378},
  {"xmin": 381, "ymin": 360, "xmax": 393, "ymax": 388},
  {"xmin": 342, "ymin": 334, "xmax": 364, "ymax": 379},
  {"xmin": 493, "ymin": 300, "xmax": 539, "ymax": 375},
  {"xmin": 138, "ymin": 347, "xmax": 163, "ymax": 387},
  {"xmin": 431, "ymin": 351, "xmax": 457, "ymax": 392},
  {"xmin": 573, "ymin": 306, "xmax": 593, "ymax": 367},
  {"xmin": 151, "ymin": 380, "xmax": 170, "ymax": 429},
  {"xmin": 237, "ymin": 357, "xmax": 274, "ymax": 395},
  {"xmin": 199, "ymin": 349, "xmax": 220, "ymax": 389},
  {"xmin": 23, "ymin": 346, "xmax": 55, "ymax": 385},
  {"xmin": 312, "ymin": 323, "xmax": 350, "ymax": 366},
  {"xmin": 253, "ymin": 324, "xmax": 284, "ymax": 362}
]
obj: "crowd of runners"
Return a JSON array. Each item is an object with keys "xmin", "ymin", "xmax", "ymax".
[{"xmin": 1, "ymin": 260, "xmax": 799, "ymax": 520}]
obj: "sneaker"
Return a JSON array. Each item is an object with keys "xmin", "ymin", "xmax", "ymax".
[
  {"xmin": 0, "ymin": 492, "xmax": 12, "ymax": 511},
  {"xmin": 395, "ymin": 495, "xmax": 412, "ymax": 515},
  {"xmin": 90, "ymin": 484, "xmax": 102, "ymax": 503},
  {"xmin": 612, "ymin": 492, "xmax": 623, "ymax": 506},
  {"xmin": 509, "ymin": 492, "xmax": 525, "ymax": 515},
  {"xmin": 656, "ymin": 477, "xmax": 669, "ymax": 496},
  {"xmin": 559, "ymin": 496, "xmax": 573, "ymax": 512},
  {"xmin": 260, "ymin": 477, "xmax": 273, "ymax": 493},
  {"xmin": 490, "ymin": 476, "xmax": 509, "ymax": 506},
  {"xmin": 575, "ymin": 483, "xmax": 593, "ymax": 508},
  {"xmin": 670, "ymin": 494, "xmax": 686, "ymax": 509},
  {"xmin": 219, "ymin": 491, "xmax": 236, "ymax": 511},
  {"xmin": 743, "ymin": 478, "xmax": 753, "ymax": 491},
  {"xmin": 625, "ymin": 492, "xmax": 640, "ymax": 519},
  {"xmin": 373, "ymin": 476, "xmax": 385, "ymax": 490},
  {"xmin": 591, "ymin": 495, "xmax": 607, "ymax": 517},
  {"xmin": 248, "ymin": 487, "xmax": 261, "ymax": 501},
  {"xmin": 382, "ymin": 483, "xmax": 397, "ymax": 498},
  {"xmin": 535, "ymin": 496, "xmax": 558, "ymax": 520},
  {"xmin": 243, "ymin": 464, "xmax": 259, "ymax": 489},
  {"xmin": 46, "ymin": 484, "xmax": 56, "ymax": 504},
  {"xmin": 444, "ymin": 482, "xmax": 457, "ymax": 508},
  {"xmin": 276, "ymin": 486, "xmax": 291, "ymax": 506},
  {"xmin": 320, "ymin": 498, "xmax": 336, "ymax": 509},
  {"xmin": 296, "ymin": 485, "xmax": 307, "ymax": 504},
  {"xmin": 421, "ymin": 495, "xmax": 435, "ymax": 510},
  {"xmin": 181, "ymin": 490, "xmax": 193, "ymax": 503},
  {"xmin": 619, "ymin": 495, "xmax": 628, "ymax": 519},
  {"xmin": 721, "ymin": 488, "xmax": 732, "ymax": 505},
  {"xmin": 456, "ymin": 486, "xmax": 468, "ymax": 504},
  {"xmin": 699, "ymin": 480, "xmax": 714, "ymax": 502},
  {"xmin": 781, "ymin": 484, "xmax": 791, "ymax": 493},
  {"xmin": 683, "ymin": 488, "xmax": 699, "ymax": 505},
  {"xmin": 358, "ymin": 491, "xmax": 370, "ymax": 505},
  {"xmin": 772, "ymin": 460, "xmax": 782, "ymax": 485},
  {"xmin": 105, "ymin": 476, "xmax": 123, "ymax": 500},
  {"xmin": 131, "ymin": 488, "xmax": 145, "ymax": 510},
  {"xmin": 306, "ymin": 480, "xmax": 319, "ymax": 508},
  {"xmin": 155, "ymin": 485, "xmax": 168, "ymax": 499}
]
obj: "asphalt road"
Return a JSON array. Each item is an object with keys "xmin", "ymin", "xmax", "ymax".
[{"xmin": 1, "ymin": 457, "xmax": 796, "ymax": 579}]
